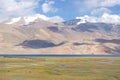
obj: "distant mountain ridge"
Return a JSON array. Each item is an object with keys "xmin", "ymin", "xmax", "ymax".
[
  {"xmin": 0, "ymin": 17, "xmax": 120, "ymax": 54},
  {"xmin": 5, "ymin": 14, "xmax": 50, "ymax": 25}
]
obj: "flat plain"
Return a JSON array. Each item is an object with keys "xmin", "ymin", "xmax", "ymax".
[{"xmin": 0, "ymin": 57, "xmax": 120, "ymax": 80}]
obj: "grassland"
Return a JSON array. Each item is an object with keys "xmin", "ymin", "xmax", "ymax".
[{"xmin": 0, "ymin": 57, "xmax": 120, "ymax": 80}]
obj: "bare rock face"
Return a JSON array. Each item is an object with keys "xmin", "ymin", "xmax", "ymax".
[{"xmin": 0, "ymin": 19, "xmax": 120, "ymax": 54}]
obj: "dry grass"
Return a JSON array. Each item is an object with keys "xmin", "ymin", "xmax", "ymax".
[{"xmin": 0, "ymin": 57, "xmax": 120, "ymax": 80}]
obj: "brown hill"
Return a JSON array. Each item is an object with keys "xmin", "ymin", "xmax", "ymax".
[{"xmin": 0, "ymin": 19, "xmax": 120, "ymax": 54}]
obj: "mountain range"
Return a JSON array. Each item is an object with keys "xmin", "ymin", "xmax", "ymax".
[{"xmin": 0, "ymin": 16, "xmax": 120, "ymax": 54}]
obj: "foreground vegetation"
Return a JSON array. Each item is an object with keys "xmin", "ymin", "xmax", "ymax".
[{"xmin": 0, "ymin": 57, "xmax": 120, "ymax": 80}]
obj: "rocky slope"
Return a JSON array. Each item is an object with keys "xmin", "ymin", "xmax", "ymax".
[{"xmin": 0, "ymin": 18, "xmax": 120, "ymax": 54}]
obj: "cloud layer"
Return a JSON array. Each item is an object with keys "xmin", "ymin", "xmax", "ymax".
[
  {"xmin": 0, "ymin": 0, "xmax": 120, "ymax": 24},
  {"xmin": 6, "ymin": 14, "xmax": 64, "ymax": 24},
  {"xmin": 0, "ymin": 0, "xmax": 40, "ymax": 22},
  {"xmin": 76, "ymin": 13, "xmax": 120, "ymax": 24},
  {"xmin": 42, "ymin": 1, "xmax": 58, "ymax": 13},
  {"xmin": 74, "ymin": 0, "xmax": 120, "ymax": 16},
  {"xmin": 0, "ymin": 0, "xmax": 62, "ymax": 23}
]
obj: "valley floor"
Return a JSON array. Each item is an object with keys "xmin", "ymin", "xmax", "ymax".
[{"xmin": 0, "ymin": 57, "xmax": 120, "ymax": 80}]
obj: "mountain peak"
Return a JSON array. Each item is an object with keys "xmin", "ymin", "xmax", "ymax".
[
  {"xmin": 76, "ymin": 15, "xmax": 89, "ymax": 25},
  {"xmin": 5, "ymin": 14, "xmax": 49, "ymax": 25},
  {"xmin": 6, "ymin": 17, "xmax": 21, "ymax": 24}
]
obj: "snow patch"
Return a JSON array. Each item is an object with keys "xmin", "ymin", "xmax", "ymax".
[
  {"xmin": 76, "ymin": 16, "xmax": 88, "ymax": 25},
  {"xmin": 5, "ymin": 14, "xmax": 64, "ymax": 25},
  {"xmin": 23, "ymin": 14, "xmax": 49, "ymax": 24},
  {"xmin": 6, "ymin": 17, "xmax": 21, "ymax": 24},
  {"xmin": 48, "ymin": 16, "xmax": 64, "ymax": 23}
]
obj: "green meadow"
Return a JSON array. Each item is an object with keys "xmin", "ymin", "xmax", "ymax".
[{"xmin": 0, "ymin": 57, "xmax": 120, "ymax": 80}]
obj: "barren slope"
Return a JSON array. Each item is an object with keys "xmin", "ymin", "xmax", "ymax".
[{"xmin": 0, "ymin": 19, "xmax": 120, "ymax": 54}]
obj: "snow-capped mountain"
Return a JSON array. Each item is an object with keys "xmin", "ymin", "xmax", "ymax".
[
  {"xmin": 5, "ymin": 14, "xmax": 64, "ymax": 25},
  {"xmin": 5, "ymin": 14, "xmax": 49, "ymax": 25},
  {"xmin": 63, "ymin": 19, "xmax": 81, "ymax": 25},
  {"xmin": 63, "ymin": 14, "xmax": 120, "ymax": 26},
  {"xmin": 76, "ymin": 13, "xmax": 120, "ymax": 25},
  {"xmin": 5, "ymin": 15, "xmax": 89, "ymax": 26},
  {"xmin": 0, "ymin": 16, "xmax": 120, "ymax": 54},
  {"xmin": 63, "ymin": 18, "xmax": 88, "ymax": 26}
]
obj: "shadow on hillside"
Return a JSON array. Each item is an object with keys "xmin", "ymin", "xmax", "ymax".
[
  {"xmin": 72, "ymin": 23, "xmax": 98, "ymax": 32},
  {"xmin": 103, "ymin": 46, "xmax": 120, "ymax": 54},
  {"xmin": 115, "ymin": 46, "xmax": 120, "ymax": 53},
  {"xmin": 47, "ymin": 26, "xmax": 61, "ymax": 33},
  {"xmin": 95, "ymin": 38, "xmax": 120, "ymax": 53},
  {"xmin": 95, "ymin": 39, "xmax": 120, "ymax": 44},
  {"xmin": 17, "ymin": 39, "xmax": 66, "ymax": 49},
  {"xmin": 73, "ymin": 42, "xmax": 93, "ymax": 46}
]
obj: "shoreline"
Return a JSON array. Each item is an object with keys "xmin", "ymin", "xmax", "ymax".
[{"xmin": 0, "ymin": 54, "xmax": 120, "ymax": 57}]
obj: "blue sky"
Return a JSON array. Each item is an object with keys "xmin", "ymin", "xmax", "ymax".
[
  {"xmin": 36, "ymin": 0, "xmax": 80, "ymax": 20},
  {"xmin": 0, "ymin": 0, "xmax": 120, "ymax": 22},
  {"xmin": 35, "ymin": 0, "xmax": 120, "ymax": 20}
]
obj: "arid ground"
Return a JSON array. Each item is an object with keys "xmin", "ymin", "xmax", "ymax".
[{"xmin": 0, "ymin": 57, "xmax": 120, "ymax": 80}]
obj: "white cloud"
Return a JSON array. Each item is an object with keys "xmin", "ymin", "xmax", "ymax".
[
  {"xmin": 0, "ymin": 0, "xmax": 63, "ymax": 23},
  {"xmin": 101, "ymin": 0, "xmax": 120, "ymax": 7},
  {"xmin": 83, "ymin": 0, "xmax": 99, "ymax": 9},
  {"xmin": 76, "ymin": 13, "xmax": 120, "ymax": 24},
  {"xmin": 6, "ymin": 14, "xmax": 64, "ymax": 24},
  {"xmin": 0, "ymin": 0, "xmax": 40, "ymax": 22},
  {"xmin": 23, "ymin": 14, "xmax": 64, "ymax": 23},
  {"xmin": 42, "ymin": 1, "xmax": 58, "ymax": 13},
  {"xmin": 91, "ymin": 7, "xmax": 111, "ymax": 15},
  {"xmin": 48, "ymin": 16, "xmax": 64, "ymax": 23},
  {"xmin": 81, "ymin": 0, "xmax": 120, "ymax": 8},
  {"xmin": 74, "ymin": 0, "xmax": 120, "ymax": 15},
  {"xmin": 99, "ymin": 13, "xmax": 120, "ymax": 24}
]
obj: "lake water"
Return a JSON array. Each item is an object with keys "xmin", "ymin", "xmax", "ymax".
[{"xmin": 0, "ymin": 54, "xmax": 120, "ymax": 57}]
